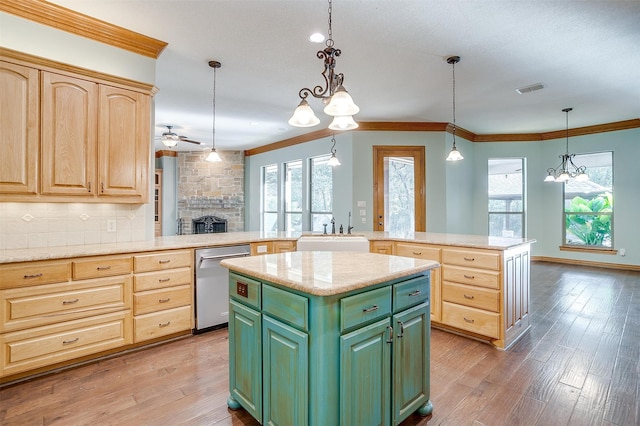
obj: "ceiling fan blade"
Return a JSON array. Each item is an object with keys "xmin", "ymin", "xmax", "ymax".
[{"xmin": 179, "ymin": 137, "xmax": 204, "ymax": 145}]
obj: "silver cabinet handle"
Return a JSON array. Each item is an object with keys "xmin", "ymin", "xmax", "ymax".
[
  {"xmin": 362, "ymin": 305, "xmax": 379, "ymax": 313},
  {"xmin": 63, "ymin": 337, "xmax": 79, "ymax": 345},
  {"xmin": 23, "ymin": 273, "xmax": 43, "ymax": 279},
  {"xmin": 158, "ymin": 298, "xmax": 170, "ymax": 303},
  {"xmin": 464, "ymin": 274, "xmax": 475, "ymax": 279},
  {"xmin": 412, "ymin": 251, "xmax": 422, "ymax": 256},
  {"xmin": 397, "ymin": 320, "xmax": 405, "ymax": 338},
  {"xmin": 409, "ymin": 290, "xmax": 422, "ymax": 297},
  {"xmin": 158, "ymin": 278, "xmax": 171, "ymax": 283},
  {"xmin": 158, "ymin": 259, "xmax": 171, "ymax": 264},
  {"xmin": 463, "ymin": 294, "xmax": 474, "ymax": 300},
  {"xmin": 159, "ymin": 321, "xmax": 171, "ymax": 328},
  {"xmin": 464, "ymin": 317, "xmax": 475, "ymax": 323},
  {"xmin": 62, "ymin": 298, "xmax": 79, "ymax": 305},
  {"xmin": 464, "ymin": 257, "xmax": 475, "ymax": 261},
  {"xmin": 386, "ymin": 325, "xmax": 393, "ymax": 344},
  {"xmin": 96, "ymin": 266, "xmax": 111, "ymax": 271}
]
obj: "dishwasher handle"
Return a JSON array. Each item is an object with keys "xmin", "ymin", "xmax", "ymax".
[{"xmin": 198, "ymin": 252, "xmax": 250, "ymax": 267}]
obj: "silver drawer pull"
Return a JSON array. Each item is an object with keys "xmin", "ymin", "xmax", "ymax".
[
  {"xmin": 412, "ymin": 251, "xmax": 422, "ymax": 255},
  {"xmin": 62, "ymin": 298, "xmax": 79, "ymax": 305},
  {"xmin": 463, "ymin": 317, "xmax": 475, "ymax": 323},
  {"xmin": 464, "ymin": 274, "xmax": 475, "ymax": 279},
  {"xmin": 63, "ymin": 337, "xmax": 79, "ymax": 345},
  {"xmin": 158, "ymin": 278, "xmax": 171, "ymax": 283},
  {"xmin": 159, "ymin": 321, "xmax": 171, "ymax": 328},
  {"xmin": 96, "ymin": 266, "xmax": 111, "ymax": 271},
  {"xmin": 158, "ymin": 259, "xmax": 171, "ymax": 264},
  {"xmin": 362, "ymin": 305, "xmax": 379, "ymax": 313},
  {"xmin": 464, "ymin": 257, "xmax": 475, "ymax": 261},
  {"xmin": 158, "ymin": 298, "xmax": 170, "ymax": 303},
  {"xmin": 23, "ymin": 273, "xmax": 43, "ymax": 279},
  {"xmin": 409, "ymin": 290, "xmax": 422, "ymax": 297},
  {"xmin": 463, "ymin": 294, "xmax": 474, "ymax": 300}
]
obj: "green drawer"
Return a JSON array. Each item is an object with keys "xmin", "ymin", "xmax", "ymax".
[
  {"xmin": 229, "ymin": 272, "xmax": 261, "ymax": 309},
  {"xmin": 263, "ymin": 284, "xmax": 309, "ymax": 331},
  {"xmin": 340, "ymin": 286, "xmax": 392, "ymax": 332},
  {"xmin": 393, "ymin": 275, "xmax": 430, "ymax": 312}
]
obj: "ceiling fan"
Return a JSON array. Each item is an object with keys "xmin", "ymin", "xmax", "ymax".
[{"xmin": 157, "ymin": 125, "xmax": 204, "ymax": 147}]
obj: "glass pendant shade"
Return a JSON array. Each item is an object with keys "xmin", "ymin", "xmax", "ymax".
[
  {"xmin": 575, "ymin": 172, "xmax": 589, "ymax": 182},
  {"xmin": 446, "ymin": 145, "xmax": 464, "ymax": 161},
  {"xmin": 328, "ymin": 114, "xmax": 358, "ymax": 131},
  {"xmin": 544, "ymin": 174, "xmax": 556, "ymax": 182},
  {"xmin": 323, "ymin": 86, "xmax": 360, "ymax": 116},
  {"xmin": 556, "ymin": 172, "xmax": 570, "ymax": 182},
  {"xmin": 205, "ymin": 148, "xmax": 222, "ymax": 162},
  {"xmin": 288, "ymin": 99, "xmax": 321, "ymax": 127},
  {"xmin": 328, "ymin": 153, "xmax": 341, "ymax": 166}
]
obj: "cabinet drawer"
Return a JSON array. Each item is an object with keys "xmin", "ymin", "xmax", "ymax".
[
  {"xmin": 442, "ymin": 302, "xmax": 499, "ymax": 339},
  {"xmin": 442, "ymin": 248, "xmax": 500, "ymax": 270},
  {"xmin": 1, "ymin": 277, "xmax": 132, "ymax": 332},
  {"xmin": 442, "ymin": 282, "xmax": 499, "ymax": 312},
  {"xmin": 134, "ymin": 305, "xmax": 192, "ymax": 342},
  {"xmin": 229, "ymin": 272, "xmax": 261, "ymax": 310},
  {"xmin": 0, "ymin": 261, "xmax": 71, "ymax": 289},
  {"xmin": 1, "ymin": 310, "xmax": 131, "ymax": 377},
  {"xmin": 263, "ymin": 284, "xmax": 308, "ymax": 331},
  {"xmin": 73, "ymin": 256, "xmax": 132, "ymax": 280},
  {"xmin": 134, "ymin": 285, "xmax": 191, "ymax": 315},
  {"xmin": 442, "ymin": 265, "xmax": 500, "ymax": 289},
  {"xmin": 395, "ymin": 243, "xmax": 441, "ymax": 261},
  {"xmin": 393, "ymin": 275, "xmax": 429, "ymax": 312},
  {"xmin": 134, "ymin": 250, "xmax": 192, "ymax": 273},
  {"xmin": 341, "ymin": 286, "xmax": 392, "ymax": 331},
  {"xmin": 134, "ymin": 267, "xmax": 192, "ymax": 292}
]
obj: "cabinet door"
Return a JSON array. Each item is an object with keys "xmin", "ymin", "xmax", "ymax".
[
  {"xmin": 263, "ymin": 315, "xmax": 308, "ymax": 426},
  {"xmin": 41, "ymin": 72, "xmax": 98, "ymax": 195},
  {"xmin": 393, "ymin": 302, "xmax": 430, "ymax": 425},
  {"xmin": 98, "ymin": 85, "xmax": 149, "ymax": 199},
  {"xmin": 0, "ymin": 61, "xmax": 39, "ymax": 195},
  {"xmin": 340, "ymin": 317, "xmax": 391, "ymax": 426},
  {"xmin": 228, "ymin": 299, "xmax": 262, "ymax": 423}
]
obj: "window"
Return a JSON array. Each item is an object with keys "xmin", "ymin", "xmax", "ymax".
[
  {"xmin": 261, "ymin": 164, "xmax": 278, "ymax": 232},
  {"xmin": 284, "ymin": 160, "xmax": 302, "ymax": 231},
  {"xmin": 488, "ymin": 158, "xmax": 525, "ymax": 238},
  {"xmin": 563, "ymin": 152, "xmax": 613, "ymax": 248},
  {"xmin": 310, "ymin": 155, "xmax": 333, "ymax": 232}
]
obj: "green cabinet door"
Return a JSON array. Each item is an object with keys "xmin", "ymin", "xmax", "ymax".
[
  {"xmin": 263, "ymin": 315, "xmax": 309, "ymax": 426},
  {"xmin": 228, "ymin": 299, "xmax": 262, "ymax": 423},
  {"xmin": 392, "ymin": 302, "xmax": 431, "ymax": 424},
  {"xmin": 340, "ymin": 317, "xmax": 392, "ymax": 426}
]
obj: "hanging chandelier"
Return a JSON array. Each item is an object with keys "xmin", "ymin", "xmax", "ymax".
[
  {"xmin": 205, "ymin": 60, "xmax": 222, "ymax": 162},
  {"xmin": 445, "ymin": 56, "xmax": 463, "ymax": 161},
  {"xmin": 288, "ymin": 0, "xmax": 359, "ymax": 131},
  {"xmin": 544, "ymin": 108, "xmax": 589, "ymax": 182},
  {"xmin": 327, "ymin": 134, "xmax": 340, "ymax": 166}
]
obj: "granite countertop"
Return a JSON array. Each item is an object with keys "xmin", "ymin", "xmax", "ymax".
[
  {"xmin": 221, "ymin": 251, "xmax": 440, "ymax": 296},
  {"xmin": 0, "ymin": 231, "xmax": 534, "ymax": 264}
]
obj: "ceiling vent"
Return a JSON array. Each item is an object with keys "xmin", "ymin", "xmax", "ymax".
[{"xmin": 516, "ymin": 83, "xmax": 545, "ymax": 94}]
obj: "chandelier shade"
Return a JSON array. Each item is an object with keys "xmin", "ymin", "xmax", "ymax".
[
  {"xmin": 544, "ymin": 108, "xmax": 589, "ymax": 182},
  {"xmin": 328, "ymin": 114, "xmax": 358, "ymax": 131},
  {"xmin": 288, "ymin": 99, "xmax": 321, "ymax": 127},
  {"xmin": 328, "ymin": 134, "xmax": 341, "ymax": 166}
]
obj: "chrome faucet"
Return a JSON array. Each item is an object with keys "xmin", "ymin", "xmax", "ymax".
[
  {"xmin": 331, "ymin": 217, "xmax": 336, "ymax": 234},
  {"xmin": 347, "ymin": 211, "xmax": 354, "ymax": 234}
]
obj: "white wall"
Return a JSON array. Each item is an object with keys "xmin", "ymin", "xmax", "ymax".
[{"xmin": 0, "ymin": 13, "xmax": 158, "ymax": 249}]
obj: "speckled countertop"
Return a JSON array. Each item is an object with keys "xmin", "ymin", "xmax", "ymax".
[
  {"xmin": 0, "ymin": 231, "xmax": 534, "ymax": 264},
  {"xmin": 221, "ymin": 251, "xmax": 440, "ymax": 296}
]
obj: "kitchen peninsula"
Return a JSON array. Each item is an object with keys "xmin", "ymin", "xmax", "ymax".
[
  {"xmin": 220, "ymin": 251, "xmax": 439, "ymax": 426},
  {"xmin": 0, "ymin": 231, "xmax": 532, "ymax": 385}
]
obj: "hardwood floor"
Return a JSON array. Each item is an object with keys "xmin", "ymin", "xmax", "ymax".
[{"xmin": 1, "ymin": 262, "xmax": 638, "ymax": 425}]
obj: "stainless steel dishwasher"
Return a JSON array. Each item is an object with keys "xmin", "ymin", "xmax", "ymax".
[{"xmin": 194, "ymin": 245, "xmax": 250, "ymax": 333}]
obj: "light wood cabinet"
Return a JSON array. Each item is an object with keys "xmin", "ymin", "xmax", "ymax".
[
  {"xmin": 1, "ymin": 52, "xmax": 151, "ymax": 203},
  {"xmin": 41, "ymin": 71, "xmax": 98, "ymax": 195},
  {"xmin": 132, "ymin": 250, "xmax": 193, "ymax": 343},
  {"xmin": 250, "ymin": 240, "xmax": 296, "ymax": 255},
  {"xmin": 395, "ymin": 242, "xmax": 442, "ymax": 322},
  {"xmin": 370, "ymin": 240, "xmax": 394, "ymax": 254},
  {"xmin": 0, "ymin": 61, "xmax": 39, "ymax": 195}
]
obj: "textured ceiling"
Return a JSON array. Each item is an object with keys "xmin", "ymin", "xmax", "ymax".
[{"xmin": 47, "ymin": 0, "xmax": 640, "ymax": 152}]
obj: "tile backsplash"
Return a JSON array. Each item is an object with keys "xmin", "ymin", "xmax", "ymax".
[{"xmin": 0, "ymin": 203, "xmax": 147, "ymax": 250}]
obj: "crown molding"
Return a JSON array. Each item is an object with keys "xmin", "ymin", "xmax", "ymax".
[{"xmin": 0, "ymin": 0, "xmax": 167, "ymax": 58}]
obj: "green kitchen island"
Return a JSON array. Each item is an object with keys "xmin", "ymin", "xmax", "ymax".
[{"xmin": 220, "ymin": 251, "xmax": 440, "ymax": 426}]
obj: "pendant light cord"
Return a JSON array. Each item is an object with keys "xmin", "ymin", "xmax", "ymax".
[
  {"xmin": 326, "ymin": 0, "xmax": 334, "ymax": 48},
  {"xmin": 212, "ymin": 65, "xmax": 217, "ymax": 150},
  {"xmin": 452, "ymin": 58, "xmax": 457, "ymax": 146}
]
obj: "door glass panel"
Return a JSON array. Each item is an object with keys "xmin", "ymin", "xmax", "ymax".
[{"xmin": 385, "ymin": 156, "xmax": 415, "ymax": 234}]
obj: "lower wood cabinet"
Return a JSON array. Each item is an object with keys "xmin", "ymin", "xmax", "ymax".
[{"xmin": 227, "ymin": 270, "xmax": 431, "ymax": 425}]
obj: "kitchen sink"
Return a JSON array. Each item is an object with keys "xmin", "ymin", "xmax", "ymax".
[{"xmin": 296, "ymin": 235, "xmax": 369, "ymax": 252}]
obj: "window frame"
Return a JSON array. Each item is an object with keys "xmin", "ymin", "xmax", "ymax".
[
  {"xmin": 284, "ymin": 159, "xmax": 303, "ymax": 232},
  {"xmin": 487, "ymin": 158, "xmax": 526, "ymax": 239},
  {"xmin": 309, "ymin": 154, "xmax": 334, "ymax": 233},
  {"xmin": 260, "ymin": 163, "xmax": 279, "ymax": 232}
]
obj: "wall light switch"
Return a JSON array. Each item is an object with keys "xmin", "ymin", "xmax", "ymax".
[
  {"xmin": 359, "ymin": 209, "xmax": 366, "ymax": 216},
  {"xmin": 357, "ymin": 201, "xmax": 366, "ymax": 207},
  {"xmin": 361, "ymin": 217, "xmax": 366, "ymax": 224},
  {"xmin": 257, "ymin": 245, "xmax": 268, "ymax": 253},
  {"xmin": 107, "ymin": 219, "xmax": 116, "ymax": 233}
]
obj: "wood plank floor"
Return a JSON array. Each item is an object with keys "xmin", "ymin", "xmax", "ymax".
[{"xmin": 1, "ymin": 261, "xmax": 638, "ymax": 425}]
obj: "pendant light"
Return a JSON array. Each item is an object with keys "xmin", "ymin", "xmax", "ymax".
[
  {"xmin": 445, "ymin": 56, "xmax": 463, "ymax": 162},
  {"xmin": 205, "ymin": 60, "xmax": 222, "ymax": 162},
  {"xmin": 327, "ymin": 134, "xmax": 341, "ymax": 166},
  {"xmin": 289, "ymin": 0, "xmax": 359, "ymax": 130},
  {"xmin": 544, "ymin": 108, "xmax": 589, "ymax": 182}
]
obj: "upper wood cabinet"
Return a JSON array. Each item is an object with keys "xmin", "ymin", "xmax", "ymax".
[
  {"xmin": 41, "ymin": 72, "xmax": 98, "ymax": 195},
  {"xmin": 0, "ymin": 52, "xmax": 152, "ymax": 203},
  {"xmin": 0, "ymin": 61, "xmax": 39, "ymax": 195}
]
